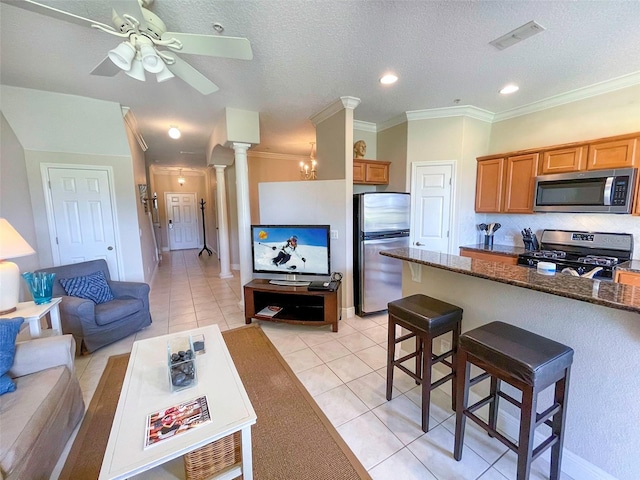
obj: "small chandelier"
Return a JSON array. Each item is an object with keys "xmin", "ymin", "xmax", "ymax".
[
  {"xmin": 300, "ymin": 142, "xmax": 317, "ymax": 181},
  {"xmin": 177, "ymin": 169, "xmax": 185, "ymax": 186}
]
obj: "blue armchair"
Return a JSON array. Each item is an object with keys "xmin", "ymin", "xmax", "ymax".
[{"xmin": 35, "ymin": 260, "xmax": 152, "ymax": 354}]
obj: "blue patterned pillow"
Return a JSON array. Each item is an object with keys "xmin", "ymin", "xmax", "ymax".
[
  {"xmin": 59, "ymin": 270, "xmax": 114, "ymax": 304},
  {"xmin": 0, "ymin": 317, "xmax": 24, "ymax": 395}
]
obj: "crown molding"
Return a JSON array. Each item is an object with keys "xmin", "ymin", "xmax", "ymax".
[
  {"xmin": 377, "ymin": 113, "xmax": 409, "ymax": 132},
  {"xmin": 121, "ymin": 106, "xmax": 148, "ymax": 152},
  {"xmin": 493, "ymin": 70, "xmax": 640, "ymax": 122},
  {"xmin": 406, "ymin": 105, "xmax": 494, "ymax": 123},
  {"xmin": 310, "ymin": 96, "xmax": 361, "ymax": 125},
  {"xmin": 354, "ymin": 120, "xmax": 377, "ymax": 133}
]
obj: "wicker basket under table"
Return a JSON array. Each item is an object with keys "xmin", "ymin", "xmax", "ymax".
[{"xmin": 184, "ymin": 431, "xmax": 241, "ymax": 480}]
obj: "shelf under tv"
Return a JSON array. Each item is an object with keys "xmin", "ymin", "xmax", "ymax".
[{"xmin": 244, "ymin": 279, "xmax": 342, "ymax": 332}]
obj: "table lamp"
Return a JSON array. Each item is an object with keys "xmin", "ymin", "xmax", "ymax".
[{"xmin": 0, "ymin": 218, "xmax": 36, "ymax": 314}]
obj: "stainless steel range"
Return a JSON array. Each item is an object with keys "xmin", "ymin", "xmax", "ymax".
[{"xmin": 517, "ymin": 230, "xmax": 633, "ymax": 280}]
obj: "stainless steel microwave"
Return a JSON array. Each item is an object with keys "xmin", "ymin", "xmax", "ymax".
[{"xmin": 534, "ymin": 168, "xmax": 637, "ymax": 213}]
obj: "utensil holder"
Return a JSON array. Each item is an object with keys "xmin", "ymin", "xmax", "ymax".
[
  {"xmin": 21, "ymin": 272, "xmax": 56, "ymax": 305},
  {"xmin": 484, "ymin": 235, "xmax": 494, "ymax": 247}
]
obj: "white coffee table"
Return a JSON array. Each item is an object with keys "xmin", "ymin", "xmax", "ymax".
[
  {"xmin": 0, "ymin": 298, "xmax": 62, "ymax": 337},
  {"xmin": 98, "ymin": 325, "xmax": 256, "ymax": 480}
]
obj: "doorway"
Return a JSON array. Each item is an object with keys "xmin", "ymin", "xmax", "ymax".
[
  {"xmin": 42, "ymin": 165, "xmax": 120, "ymax": 277},
  {"xmin": 165, "ymin": 192, "xmax": 199, "ymax": 250},
  {"xmin": 410, "ymin": 161, "xmax": 455, "ymax": 253}
]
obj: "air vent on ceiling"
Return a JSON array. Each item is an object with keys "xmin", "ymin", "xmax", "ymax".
[{"xmin": 490, "ymin": 20, "xmax": 545, "ymax": 50}]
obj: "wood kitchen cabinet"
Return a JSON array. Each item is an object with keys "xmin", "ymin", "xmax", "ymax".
[
  {"xmin": 540, "ymin": 146, "xmax": 588, "ymax": 174},
  {"xmin": 587, "ymin": 137, "xmax": 638, "ymax": 170},
  {"xmin": 475, "ymin": 153, "xmax": 538, "ymax": 213},
  {"xmin": 475, "ymin": 158, "xmax": 505, "ymax": 212},
  {"xmin": 614, "ymin": 270, "xmax": 640, "ymax": 287},
  {"xmin": 353, "ymin": 159, "xmax": 390, "ymax": 185},
  {"xmin": 459, "ymin": 248, "xmax": 518, "ymax": 265}
]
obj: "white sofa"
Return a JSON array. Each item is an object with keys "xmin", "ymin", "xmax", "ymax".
[{"xmin": 0, "ymin": 335, "xmax": 84, "ymax": 480}]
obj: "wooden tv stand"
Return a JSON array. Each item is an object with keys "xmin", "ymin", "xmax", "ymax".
[{"xmin": 244, "ymin": 279, "xmax": 342, "ymax": 332}]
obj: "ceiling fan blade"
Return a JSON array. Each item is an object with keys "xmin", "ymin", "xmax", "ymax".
[
  {"xmin": 110, "ymin": 0, "xmax": 148, "ymax": 31},
  {"xmin": 0, "ymin": 0, "xmax": 115, "ymax": 32},
  {"xmin": 91, "ymin": 57, "xmax": 121, "ymax": 77},
  {"xmin": 163, "ymin": 32, "xmax": 253, "ymax": 60},
  {"xmin": 166, "ymin": 56, "xmax": 219, "ymax": 95}
]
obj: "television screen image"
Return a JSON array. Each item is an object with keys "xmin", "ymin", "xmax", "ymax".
[{"xmin": 251, "ymin": 225, "xmax": 330, "ymax": 277}]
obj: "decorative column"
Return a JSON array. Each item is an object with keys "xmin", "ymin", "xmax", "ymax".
[
  {"xmin": 213, "ymin": 165, "xmax": 232, "ymax": 279},
  {"xmin": 232, "ymin": 142, "xmax": 252, "ymax": 301}
]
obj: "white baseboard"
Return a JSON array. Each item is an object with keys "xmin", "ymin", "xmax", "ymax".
[
  {"xmin": 343, "ymin": 306, "xmax": 356, "ymax": 319},
  {"xmin": 231, "ymin": 263, "xmax": 240, "ymax": 270}
]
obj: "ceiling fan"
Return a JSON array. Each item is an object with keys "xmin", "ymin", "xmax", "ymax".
[{"xmin": 1, "ymin": 0, "xmax": 253, "ymax": 94}]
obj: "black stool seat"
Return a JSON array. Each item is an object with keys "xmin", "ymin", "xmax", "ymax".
[
  {"xmin": 454, "ymin": 321, "xmax": 574, "ymax": 480},
  {"xmin": 388, "ymin": 295, "xmax": 463, "ymax": 335},
  {"xmin": 459, "ymin": 321, "xmax": 574, "ymax": 387},
  {"xmin": 387, "ymin": 294, "xmax": 463, "ymax": 432}
]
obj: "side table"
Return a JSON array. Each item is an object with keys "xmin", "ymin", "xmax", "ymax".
[{"xmin": 0, "ymin": 298, "xmax": 62, "ymax": 337}]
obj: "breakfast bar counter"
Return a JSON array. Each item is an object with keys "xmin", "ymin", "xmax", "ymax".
[
  {"xmin": 381, "ymin": 247, "xmax": 640, "ymax": 314},
  {"xmin": 380, "ymin": 247, "xmax": 640, "ymax": 480}
]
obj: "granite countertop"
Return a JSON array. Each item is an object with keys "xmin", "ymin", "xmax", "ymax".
[
  {"xmin": 459, "ymin": 244, "xmax": 528, "ymax": 257},
  {"xmin": 380, "ymin": 247, "xmax": 640, "ymax": 315}
]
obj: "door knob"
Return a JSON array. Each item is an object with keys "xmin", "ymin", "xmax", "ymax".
[
  {"xmin": 107, "ymin": 246, "xmax": 114, "ymax": 251},
  {"xmin": 415, "ymin": 242, "xmax": 424, "ymax": 246}
]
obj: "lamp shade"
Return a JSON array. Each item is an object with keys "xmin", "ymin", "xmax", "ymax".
[
  {"xmin": 108, "ymin": 41, "xmax": 136, "ymax": 71},
  {"xmin": 156, "ymin": 63, "xmax": 175, "ymax": 83},
  {"xmin": 140, "ymin": 44, "xmax": 164, "ymax": 73},
  {"xmin": 0, "ymin": 218, "xmax": 35, "ymax": 260},
  {"xmin": 0, "ymin": 218, "xmax": 35, "ymax": 315},
  {"xmin": 125, "ymin": 58, "xmax": 146, "ymax": 81}
]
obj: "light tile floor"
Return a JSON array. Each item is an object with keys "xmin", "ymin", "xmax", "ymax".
[{"xmin": 51, "ymin": 250, "xmax": 571, "ymax": 480}]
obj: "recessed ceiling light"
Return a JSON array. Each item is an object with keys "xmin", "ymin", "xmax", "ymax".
[
  {"xmin": 380, "ymin": 74, "xmax": 398, "ymax": 85},
  {"xmin": 500, "ymin": 84, "xmax": 519, "ymax": 95},
  {"xmin": 168, "ymin": 126, "xmax": 181, "ymax": 139}
]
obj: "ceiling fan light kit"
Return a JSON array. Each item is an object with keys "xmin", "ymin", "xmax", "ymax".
[{"xmin": 4, "ymin": 0, "xmax": 253, "ymax": 94}]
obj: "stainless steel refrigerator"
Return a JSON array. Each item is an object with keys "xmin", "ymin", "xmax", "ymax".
[{"xmin": 354, "ymin": 192, "xmax": 410, "ymax": 316}]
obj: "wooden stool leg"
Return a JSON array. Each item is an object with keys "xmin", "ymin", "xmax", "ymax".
[
  {"xmin": 415, "ymin": 337, "xmax": 423, "ymax": 385},
  {"xmin": 386, "ymin": 320, "xmax": 395, "ymax": 401},
  {"xmin": 453, "ymin": 349, "xmax": 470, "ymax": 460},
  {"xmin": 550, "ymin": 369, "xmax": 570, "ymax": 480},
  {"xmin": 421, "ymin": 335, "xmax": 433, "ymax": 432},
  {"xmin": 451, "ymin": 323, "xmax": 460, "ymax": 411},
  {"xmin": 488, "ymin": 376, "xmax": 501, "ymax": 435},
  {"xmin": 517, "ymin": 385, "xmax": 537, "ymax": 480}
]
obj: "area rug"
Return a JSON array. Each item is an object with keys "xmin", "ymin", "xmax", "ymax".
[{"xmin": 59, "ymin": 325, "xmax": 371, "ymax": 479}]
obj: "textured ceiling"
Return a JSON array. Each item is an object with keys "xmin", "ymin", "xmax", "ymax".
[{"xmin": 2, "ymin": 0, "xmax": 640, "ymax": 167}]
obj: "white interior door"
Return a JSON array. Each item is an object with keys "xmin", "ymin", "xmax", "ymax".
[
  {"xmin": 165, "ymin": 192, "xmax": 199, "ymax": 250},
  {"xmin": 45, "ymin": 166, "xmax": 120, "ymax": 277},
  {"xmin": 410, "ymin": 162, "xmax": 455, "ymax": 253}
]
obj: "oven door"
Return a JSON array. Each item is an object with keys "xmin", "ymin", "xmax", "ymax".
[{"xmin": 533, "ymin": 168, "xmax": 636, "ymax": 213}]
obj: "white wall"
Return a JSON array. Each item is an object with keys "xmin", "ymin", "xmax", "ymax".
[
  {"xmin": 259, "ymin": 180, "xmax": 349, "ymax": 308},
  {"xmin": 0, "ymin": 86, "xmax": 145, "ymax": 281}
]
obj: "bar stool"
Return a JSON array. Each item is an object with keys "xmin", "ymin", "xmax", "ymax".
[
  {"xmin": 453, "ymin": 322, "xmax": 573, "ymax": 480},
  {"xmin": 386, "ymin": 294, "xmax": 463, "ymax": 432}
]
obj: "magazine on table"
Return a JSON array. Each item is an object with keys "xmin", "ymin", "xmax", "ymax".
[
  {"xmin": 144, "ymin": 395, "xmax": 211, "ymax": 448},
  {"xmin": 256, "ymin": 305, "xmax": 283, "ymax": 318}
]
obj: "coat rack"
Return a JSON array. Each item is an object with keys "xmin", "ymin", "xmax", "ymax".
[{"xmin": 198, "ymin": 198, "xmax": 213, "ymax": 257}]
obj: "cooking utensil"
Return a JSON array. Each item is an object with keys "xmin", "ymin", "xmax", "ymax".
[
  {"xmin": 581, "ymin": 267, "xmax": 603, "ymax": 279},
  {"xmin": 562, "ymin": 267, "xmax": 579, "ymax": 276},
  {"xmin": 479, "ymin": 223, "xmax": 487, "ymax": 232}
]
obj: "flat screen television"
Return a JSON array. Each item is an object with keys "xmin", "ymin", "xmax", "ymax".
[{"xmin": 251, "ymin": 225, "xmax": 331, "ymax": 284}]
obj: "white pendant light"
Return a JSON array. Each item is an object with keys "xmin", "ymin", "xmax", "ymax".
[
  {"xmin": 156, "ymin": 63, "xmax": 175, "ymax": 82},
  {"xmin": 177, "ymin": 169, "xmax": 185, "ymax": 186},
  {"xmin": 140, "ymin": 44, "xmax": 164, "ymax": 73},
  {"xmin": 108, "ymin": 41, "xmax": 136, "ymax": 71},
  {"xmin": 125, "ymin": 57, "xmax": 146, "ymax": 81}
]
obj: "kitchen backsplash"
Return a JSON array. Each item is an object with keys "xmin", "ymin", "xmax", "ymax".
[{"xmin": 472, "ymin": 213, "xmax": 640, "ymax": 260}]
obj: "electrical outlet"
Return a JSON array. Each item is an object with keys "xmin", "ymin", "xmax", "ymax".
[
  {"xmin": 330, "ymin": 230, "xmax": 338, "ymax": 239},
  {"xmin": 441, "ymin": 339, "xmax": 451, "ymax": 352}
]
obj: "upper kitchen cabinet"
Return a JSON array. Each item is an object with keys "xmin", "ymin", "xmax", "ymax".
[
  {"xmin": 587, "ymin": 137, "xmax": 638, "ymax": 170},
  {"xmin": 540, "ymin": 146, "xmax": 588, "ymax": 174},
  {"xmin": 353, "ymin": 159, "xmax": 390, "ymax": 185},
  {"xmin": 475, "ymin": 153, "xmax": 538, "ymax": 213},
  {"xmin": 475, "ymin": 157, "xmax": 505, "ymax": 212}
]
